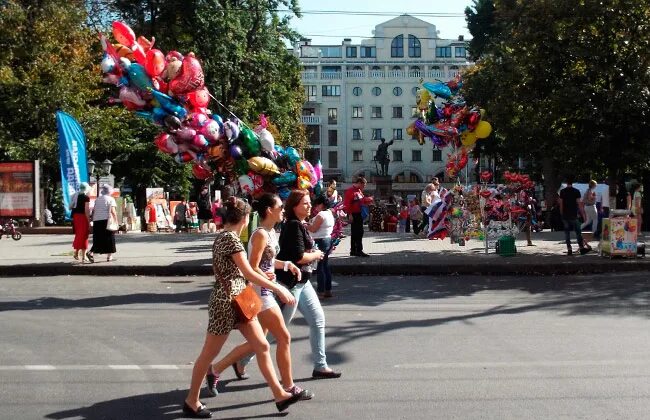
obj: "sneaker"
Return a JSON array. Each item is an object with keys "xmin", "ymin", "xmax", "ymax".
[
  {"xmin": 358, "ymin": 252, "xmax": 370, "ymax": 257},
  {"xmin": 205, "ymin": 372, "xmax": 218, "ymax": 397},
  {"xmin": 285, "ymin": 384, "xmax": 314, "ymax": 400},
  {"xmin": 579, "ymin": 247, "xmax": 590, "ymax": 255}
]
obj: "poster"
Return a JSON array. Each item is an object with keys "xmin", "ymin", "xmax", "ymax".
[
  {"xmin": 600, "ymin": 217, "xmax": 637, "ymax": 257},
  {"xmin": 0, "ymin": 161, "xmax": 39, "ymax": 218}
]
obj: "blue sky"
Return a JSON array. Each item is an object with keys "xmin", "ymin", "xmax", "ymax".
[{"xmin": 287, "ymin": 0, "xmax": 475, "ymax": 45}]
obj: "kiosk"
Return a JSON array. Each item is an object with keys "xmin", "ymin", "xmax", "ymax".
[{"xmin": 600, "ymin": 210, "xmax": 637, "ymax": 258}]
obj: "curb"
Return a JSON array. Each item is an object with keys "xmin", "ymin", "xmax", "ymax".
[{"xmin": 2, "ymin": 259, "xmax": 649, "ymax": 277}]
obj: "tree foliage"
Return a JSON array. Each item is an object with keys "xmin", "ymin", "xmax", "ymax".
[{"xmin": 463, "ymin": 0, "xmax": 650, "ymax": 199}]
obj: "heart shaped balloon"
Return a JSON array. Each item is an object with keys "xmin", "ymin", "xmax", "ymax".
[{"xmin": 169, "ymin": 52, "xmax": 205, "ymax": 95}]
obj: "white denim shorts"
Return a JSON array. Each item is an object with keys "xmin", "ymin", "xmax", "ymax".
[{"xmin": 253, "ymin": 284, "xmax": 278, "ymax": 312}]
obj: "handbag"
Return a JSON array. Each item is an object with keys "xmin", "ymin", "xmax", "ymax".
[
  {"xmin": 275, "ymin": 269, "xmax": 299, "ymax": 289},
  {"xmin": 106, "ymin": 215, "xmax": 119, "ymax": 232},
  {"xmin": 232, "ymin": 284, "xmax": 262, "ymax": 322}
]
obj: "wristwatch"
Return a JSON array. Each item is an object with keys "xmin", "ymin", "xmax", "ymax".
[{"xmin": 283, "ymin": 261, "xmax": 290, "ymax": 272}]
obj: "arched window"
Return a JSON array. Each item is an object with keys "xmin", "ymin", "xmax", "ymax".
[
  {"xmin": 372, "ymin": 87, "xmax": 382, "ymax": 96},
  {"xmin": 371, "ymin": 65, "xmax": 381, "ymax": 70},
  {"xmin": 408, "ymin": 35, "xmax": 421, "ymax": 57},
  {"xmin": 393, "ymin": 87, "xmax": 402, "ymax": 96},
  {"xmin": 391, "ymin": 35, "xmax": 404, "ymax": 57},
  {"xmin": 409, "ymin": 65, "xmax": 421, "ymax": 77},
  {"xmin": 392, "ymin": 65, "xmax": 402, "ymax": 71},
  {"xmin": 353, "ymin": 66, "xmax": 363, "ymax": 70}
]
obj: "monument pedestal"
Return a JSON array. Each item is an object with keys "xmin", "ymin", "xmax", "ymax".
[{"xmin": 373, "ymin": 175, "xmax": 393, "ymax": 199}]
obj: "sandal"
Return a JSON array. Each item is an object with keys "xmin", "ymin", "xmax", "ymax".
[
  {"xmin": 231, "ymin": 363, "xmax": 249, "ymax": 380},
  {"xmin": 86, "ymin": 252, "xmax": 94, "ymax": 263},
  {"xmin": 182, "ymin": 401, "xmax": 211, "ymax": 418}
]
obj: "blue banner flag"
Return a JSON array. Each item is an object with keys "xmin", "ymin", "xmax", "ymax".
[{"xmin": 56, "ymin": 111, "xmax": 89, "ymax": 220}]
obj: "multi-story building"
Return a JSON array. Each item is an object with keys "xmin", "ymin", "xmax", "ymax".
[{"xmin": 294, "ymin": 14, "xmax": 473, "ymax": 192}]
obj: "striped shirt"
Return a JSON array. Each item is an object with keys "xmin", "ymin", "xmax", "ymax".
[{"xmin": 92, "ymin": 195, "xmax": 116, "ymax": 221}]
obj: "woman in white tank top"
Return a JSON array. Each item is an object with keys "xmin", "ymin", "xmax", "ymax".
[{"xmin": 308, "ymin": 195, "xmax": 335, "ymax": 298}]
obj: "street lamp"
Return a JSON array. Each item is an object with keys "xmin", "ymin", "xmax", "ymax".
[
  {"xmin": 102, "ymin": 159, "xmax": 113, "ymax": 175},
  {"xmin": 87, "ymin": 158, "xmax": 96, "ymax": 177},
  {"xmin": 87, "ymin": 157, "xmax": 114, "ymax": 187}
]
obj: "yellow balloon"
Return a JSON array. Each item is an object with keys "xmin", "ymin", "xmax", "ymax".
[
  {"xmin": 247, "ymin": 156, "xmax": 280, "ymax": 175},
  {"xmin": 297, "ymin": 176, "xmax": 311, "ymax": 190},
  {"xmin": 406, "ymin": 122, "xmax": 416, "ymax": 136},
  {"xmin": 474, "ymin": 121, "xmax": 492, "ymax": 139},
  {"xmin": 461, "ymin": 131, "xmax": 478, "ymax": 147}
]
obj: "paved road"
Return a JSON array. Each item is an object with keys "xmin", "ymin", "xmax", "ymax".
[{"xmin": 1, "ymin": 274, "xmax": 649, "ymax": 419}]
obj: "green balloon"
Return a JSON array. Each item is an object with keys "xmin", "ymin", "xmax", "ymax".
[
  {"xmin": 234, "ymin": 158, "xmax": 249, "ymax": 175},
  {"xmin": 239, "ymin": 127, "xmax": 261, "ymax": 157}
]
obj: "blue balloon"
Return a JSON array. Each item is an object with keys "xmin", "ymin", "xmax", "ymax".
[
  {"xmin": 150, "ymin": 89, "xmax": 188, "ymax": 119},
  {"xmin": 128, "ymin": 63, "xmax": 153, "ymax": 91},
  {"xmin": 278, "ymin": 187, "xmax": 291, "ymax": 200},
  {"xmin": 272, "ymin": 171, "xmax": 297, "ymax": 186},
  {"xmin": 423, "ymin": 81, "xmax": 452, "ymax": 99},
  {"xmin": 285, "ymin": 147, "xmax": 301, "ymax": 166}
]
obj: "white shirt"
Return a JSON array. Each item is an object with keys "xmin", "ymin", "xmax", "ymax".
[
  {"xmin": 311, "ymin": 210, "xmax": 334, "ymax": 239},
  {"xmin": 92, "ymin": 195, "xmax": 116, "ymax": 221}
]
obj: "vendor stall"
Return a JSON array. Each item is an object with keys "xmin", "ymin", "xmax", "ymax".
[{"xmin": 600, "ymin": 210, "xmax": 637, "ymax": 258}]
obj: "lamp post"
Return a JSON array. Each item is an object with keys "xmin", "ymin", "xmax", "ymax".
[{"xmin": 87, "ymin": 157, "xmax": 114, "ymax": 188}]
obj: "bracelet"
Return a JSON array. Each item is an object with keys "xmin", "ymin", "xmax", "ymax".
[{"xmin": 283, "ymin": 261, "xmax": 290, "ymax": 272}]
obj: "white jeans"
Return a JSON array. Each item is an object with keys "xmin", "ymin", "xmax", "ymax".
[{"xmin": 581, "ymin": 205, "xmax": 598, "ymax": 231}]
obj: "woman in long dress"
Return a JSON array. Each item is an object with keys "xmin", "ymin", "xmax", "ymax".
[
  {"xmin": 69, "ymin": 182, "xmax": 91, "ymax": 263},
  {"xmin": 87, "ymin": 184, "xmax": 117, "ymax": 263}
]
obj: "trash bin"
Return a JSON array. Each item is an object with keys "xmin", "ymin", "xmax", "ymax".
[{"xmin": 496, "ymin": 235, "xmax": 517, "ymax": 256}]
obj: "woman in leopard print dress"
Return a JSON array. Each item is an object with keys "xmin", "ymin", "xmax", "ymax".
[{"xmin": 182, "ymin": 198, "xmax": 303, "ymax": 418}]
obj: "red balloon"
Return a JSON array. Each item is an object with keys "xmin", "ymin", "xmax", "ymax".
[
  {"xmin": 192, "ymin": 163, "xmax": 212, "ymax": 180},
  {"xmin": 169, "ymin": 53, "xmax": 205, "ymax": 95},
  {"xmin": 187, "ymin": 88, "xmax": 210, "ymax": 108},
  {"xmin": 145, "ymin": 49, "xmax": 166, "ymax": 77},
  {"xmin": 112, "ymin": 22, "xmax": 136, "ymax": 47}
]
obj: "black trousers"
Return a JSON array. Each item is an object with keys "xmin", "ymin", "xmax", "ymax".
[{"xmin": 350, "ymin": 212, "xmax": 364, "ymax": 254}]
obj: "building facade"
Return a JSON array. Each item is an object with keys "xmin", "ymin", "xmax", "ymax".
[{"xmin": 294, "ymin": 15, "xmax": 474, "ymax": 188}]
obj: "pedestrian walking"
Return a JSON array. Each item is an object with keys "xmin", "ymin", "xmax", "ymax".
[
  {"xmin": 630, "ymin": 182, "xmax": 643, "ymax": 234},
  {"xmin": 197, "ymin": 186, "xmax": 213, "ymax": 232},
  {"xmin": 559, "ymin": 177, "xmax": 589, "ymax": 255},
  {"xmin": 308, "ymin": 195, "xmax": 335, "ymax": 298},
  {"xmin": 581, "ymin": 180, "xmax": 598, "ymax": 234},
  {"xmin": 238, "ymin": 189, "xmax": 341, "ymax": 380},
  {"xmin": 181, "ymin": 197, "xmax": 303, "ymax": 418},
  {"xmin": 205, "ymin": 193, "xmax": 312, "ymax": 400},
  {"xmin": 174, "ymin": 197, "xmax": 189, "ymax": 233},
  {"xmin": 343, "ymin": 176, "xmax": 369, "ymax": 257},
  {"xmin": 408, "ymin": 198, "xmax": 423, "ymax": 235},
  {"xmin": 87, "ymin": 184, "xmax": 117, "ymax": 263},
  {"xmin": 69, "ymin": 182, "xmax": 91, "ymax": 263}
]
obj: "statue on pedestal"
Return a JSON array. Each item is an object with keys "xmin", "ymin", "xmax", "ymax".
[{"xmin": 374, "ymin": 138, "xmax": 394, "ymax": 176}]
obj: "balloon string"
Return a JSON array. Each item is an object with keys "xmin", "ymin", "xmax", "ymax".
[{"xmin": 207, "ymin": 92, "xmax": 253, "ymax": 131}]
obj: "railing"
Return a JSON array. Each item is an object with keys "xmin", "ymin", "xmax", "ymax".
[
  {"xmin": 301, "ymin": 70, "xmax": 461, "ymax": 81},
  {"xmin": 320, "ymin": 72, "xmax": 342, "ymax": 80},
  {"xmin": 301, "ymin": 115, "xmax": 321, "ymax": 125}
]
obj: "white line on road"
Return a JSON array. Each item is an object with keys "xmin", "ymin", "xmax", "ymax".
[
  {"xmin": 395, "ymin": 359, "xmax": 650, "ymax": 369},
  {"xmin": 0, "ymin": 364, "xmax": 192, "ymax": 371}
]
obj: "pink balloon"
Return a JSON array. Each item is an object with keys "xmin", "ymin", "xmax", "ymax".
[
  {"xmin": 131, "ymin": 43, "xmax": 146, "ymax": 65},
  {"xmin": 145, "ymin": 49, "xmax": 166, "ymax": 77},
  {"xmin": 112, "ymin": 22, "xmax": 136, "ymax": 47},
  {"xmin": 190, "ymin": 134, "xmax": 209, "ymax": 150},
  {"xmin": 192, "ymin": 163, "xmax": 212, "ymax": 180},
  {"xmin": 169, "ymin": 53, "xmax": 205, "ymax": 95},
  {"xmin": 188, "ymin": 112, "xmax": 209, "ymax": 129},
  {"xmin": 175, "ymin": 127, "xmax": 197, "ymax": 142},
  {"xmin": 154, "ymin": 133, "xmax": 178, "ymax": 154},
  {"xmin": 201, "ymin": 119, "xmax": 222, "ymax": 143}
]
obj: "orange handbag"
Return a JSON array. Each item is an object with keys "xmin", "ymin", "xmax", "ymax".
[{"xmin": 232, "ymin": 284, "xmax": 262, "ymax": 322}]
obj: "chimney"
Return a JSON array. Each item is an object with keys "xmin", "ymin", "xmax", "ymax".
[
  {"xmin": 343, "ymin": 38, "xmax": 352, "ymax": 45},
  {"xmin": 458, "ymin": 35, "xmax": 464, "ymax": 41}
]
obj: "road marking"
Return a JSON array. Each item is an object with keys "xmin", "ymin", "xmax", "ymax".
[
  {"xmin": 0, "ymin": 364, "xmax": 192, "ymax": 371},
  {"xmin": 395, "ymin": 360, "xmax": 650, "ymax": 369}
]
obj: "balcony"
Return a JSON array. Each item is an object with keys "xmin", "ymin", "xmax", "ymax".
[
  {"xmin": 301, "ymin": 70, "xmax": 462, "ymax": 81},
  {"xmin": 301, "ymin": 115, "xmax": 321, "ymax": 125}
]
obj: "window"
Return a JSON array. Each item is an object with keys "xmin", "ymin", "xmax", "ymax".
[
  {"xmin": 352, "ymin": 106, "xmax": 363, "ymax": 118},
  {"xmin": 328, "ymin": 151, "xmax": 338, "ymax": 169},
  {"xmin": 305, "ymin": 148, "xmax": 320, "ymax": 163},
  {"xmin": 393, "ymin": 128, "xmax": 403, "ymax": 140},
  {"xmin": 411, "ymin": 106, "xmax": 419, "ymax": 117},
  {"xmin": 411, "ymin": 86, "xmax": 419, "ymax": 96},
  {"xmin": 393, "ymin": 87, "xmax": 402, "ymax": 96},
  {"xmin": 322, "ymin": 85, "xmax": 341, "ymax": 96},
  {"xmin": 409, "ymin": 66, "xmax": 421, "ymax": 77},
  {"xmin": 392, "ymin": 106, "xmax": 403, "ymax": 118},
  {"xmin": 302, "ymin": 107, "xmax": 315, "ymax": 116},
  {"xmin": 393, "ymin": 150, "xmax": 403, "ymax": 162},
  {"xmin": 408, "ymin": 35, "xmax": 421, "ymax": 57},
  {"xmin": 371, "ymin": 106, "xmax": 382, "ymax": 118},
  {"xmin": 306, "ymin": 125, "xmax": 320, "ymax": 145},
  {"xmin": 353, "ymin": 150, "xmax": 363, "ymax": 161},
  {"xmin": 360, "ymin": 46, "xmax": 376, "ymax": 58},
  {"xmin": 346, "ymin": 46, "xmax": 357, "ymax": 58},
  {"xmin": 319, "ymin": 46, "xmax": 342, "ymax": 58},
  {"xmin": 432, "ymin": 149, "xmax": 442, "ymax": 161},
  {"xmin": 391, "ymin": 35, "xmax": 404, "ymax": 57},
  {"xmin": 455, "ymin": 46, "xmax": 466, "ymax": 58},
  {"xmin": 411, "ymin": 150, "xmax": 422, "ymax": 162},
  {"xmin": 372, "ymin": 128, "xmax": 382, "ymax": 140},
  {"xmin": 305, "ymin": 85, "xmax": 317, "ymax": 100},
  {"xmin": 327, "ymin": 108, "xmax": 337, "ymax": 124},
  {"xmin": 352, "ymin": 86, "xmax": 362, "ymax": 96},
  {"xmin": 372, "ymin": 87, "xmax": 382, "ymax": 96},
  {"xmin": 328, "ymin": 130, "xmax": 338, "ymax": 146},
  {"xmin": 436, "ymin": 47, "xmax": 452, "ymax": 57},
  {"xmin": 352, "ymin": 129, "xmax": 362, "ymax": 140}
]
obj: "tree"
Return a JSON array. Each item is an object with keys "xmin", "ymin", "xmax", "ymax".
[{"xmin": 463, "ymin": 0, "xmax": 650, "ymax": 208}]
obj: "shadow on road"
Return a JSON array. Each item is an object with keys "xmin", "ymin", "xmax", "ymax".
[{"xmin": 44, "ymin": 387, "xmax": 286, "ymax": 420}]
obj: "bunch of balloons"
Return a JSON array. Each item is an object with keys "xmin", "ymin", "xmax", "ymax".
[
  {"xmin": 406, "ymin": 75, "xmax": 492, "ymax": 178},
  {"xmin": 99, "ymin": 21, "xmax": 324, "ymax": 197}
]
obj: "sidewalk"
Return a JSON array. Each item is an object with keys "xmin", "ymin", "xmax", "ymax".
[{"xmin": 0, "ymin": 229, "xmax": 648, "ymax": 277}]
